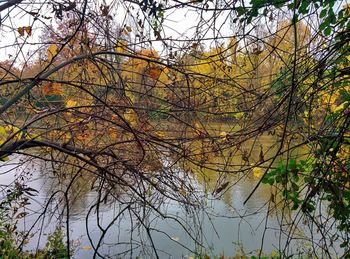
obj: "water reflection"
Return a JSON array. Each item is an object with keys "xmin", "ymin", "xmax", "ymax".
[{"xmin": 0, "ymin": 132, "xmax": 335, "ymax": 258}]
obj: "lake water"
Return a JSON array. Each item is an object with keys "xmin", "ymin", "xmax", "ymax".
[{"xmin": 0, "ymin": 134, "xmax": 341, "ymax": 258}]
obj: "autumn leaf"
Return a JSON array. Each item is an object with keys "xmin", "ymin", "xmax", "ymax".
[
  {"xmin": 125, "ymin": 26, "xmax": 132, "ymax": 32},
  {"xmin": 25, "ymin": 26, "xmax": 32, "ymax": 36},
  {"xmin": 47, "ymin": 44, "xmax": 59, "ymax": 61},
  {"xmin": 219, "ymin": 131, "xmax": 227, "ymax": 139},
  {"xmin": 213, "ymin": 181, "xmax": 229, "ymax": 195},
  {"xmin": 124, "ymin": 109, "xmax": 138, "ymax": 127},
  {"xmin": 100, "ymin": 5, "xmax": 109, "ymax": 16},
  {"xmin": 252, "ymin": 166, "xmax": 263, "ymax": 178},
  {"xmin": 82, "ymin": 245, "xmax": 92, "ymax": 251},
  {"xmin": 66, "ymin": 99, "xmax": 77, "ymax": 108},
  {"xmin": 18, "ymin": 26, "xmax": 32, "ymax": 36},
  {"xmin": 191, "ymin": 42, "xmax": 198, "ymax": 49},
  {"xmin": 42, "ymin": 83, "xmax": 51, "ymax": 95},
  {"xmin": 115, "ymin": 40, "xmax": 127, "ymax": 53},
  {"xmin": 108, "ymin": 128, "xmax": 118, "ymax": 139},
  {"xmin": 148, "ymin": 67, "xmax": 162, "ymax": 80},
  {"xmin": 42, "ymin": 83, "xmax": 62, "ymax": 96},
  {"xmin": 76, "ymin": 133, "xmax": 89, "ymax": 141},
  {"xmin": 18, "ymin": 27, "xmax": 25, "ymax": 36}
]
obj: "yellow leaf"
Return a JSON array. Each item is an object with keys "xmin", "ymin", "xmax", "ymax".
[
  {"xmin": 219, "ymin": 131, "xmax": 227, "ymax": 138},
  {"xmin": 333, "ymin": 102, "xmax": 347, "ymax": 113},
  {"xmin": 66, "ymin": 99, "xmax": 77, "ymax": 108},
  {"xmin": 252, "ymin": 167, "xmax": 263, "ymax": 178},
  {"xmin": 47, "ymin": 44, "xmax": 59, "ymax": 61},
  {"xmin": 25, "ymin": 132, "xmax": 41, "ymax": 140},
  {"xmin": 234, "ymin": 112, "xmax": 244, "ymax": 119},
  {"xmin": 115, "ymin": 40, "xmax": 127, "ymax": 53},
  {"xmin": 0, "ymin": 126, "xmax": 6, "ymax": 144},
  {"xmin": 82, "ymin": 245, "xmax": 92, "ymax": 251},
  {"xmin": 156, "ymin": 131, "xmax": 165, "ymax": 138},
  {"xmin": 124, "ymin": 110, "xmax": 138, "ymax": 127},
  {"xmin": 4, "ymin": 125, "xmax": 22, "ymax": 140},
  {"xmin": 51, "ymin": 83, "xmax": 62, "ymax": 95}
]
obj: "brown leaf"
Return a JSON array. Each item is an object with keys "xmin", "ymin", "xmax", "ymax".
[
  {"xmin": 100, "ymin": 5, "xmax": 109, "ymax": 16},
  {"xmin": 214, "ymin": 181, "xmax": 229, "ymax": 195},
  {"xmin": 25, "ymin": 26, "xmax": 32, "ymax": 36},
  {"xmin": 242, "ymin": 150, "xmax": 249, "ymax": 163},
  {"xmin": 271, "ymin": 193, "xmax": 275, "ymax": 203},
  {"xmin": 18, "ymin": 27, "xmax": 25, "ymax": 36},
  {"xmin": 191, "ymin": 42, "xmax": 198, "ymax": 49},
  {"xmin": 259, "ymin": 145, "xmax": 264, "ymax": 162},
  {"xmin": 28, "ymin": 11, "xmax": 39, "ymax": 16}
]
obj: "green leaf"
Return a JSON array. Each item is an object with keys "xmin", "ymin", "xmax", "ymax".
[
  {"xmin": 235, "ymin": 6, "xmax": 245, "ymax": 16},
  {"xmin": 324, "ymin": 26, "xmax": 332, "ymax": 36},
  {"xmin": 319, "ymin": 21, "xmax": 328, "ymax": 31},
  {"xmin": 320, "ymin": 9, "xmax": 327, "ymax": 18},
  {"xmin": 298, "ymin": 0, "xmax": 309, "ymax": 14}
]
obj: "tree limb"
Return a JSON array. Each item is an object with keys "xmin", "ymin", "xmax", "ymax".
[{"xmin": 0, "ymin": 0, "xmax": 23, "ymax": 12}]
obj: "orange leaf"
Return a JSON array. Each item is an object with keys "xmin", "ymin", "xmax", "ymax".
[
  {"xmin": 18, "ymin": 27, "xmax": 25, "ymax": 36},
  {"xmin": 148, "ymin": 67, "xmax": 161, "ymax": 80},
  {"xmin": 42, "ymin": 83, "xmax": 62, "ymax": 96},
  {"xmin": 51, "ymin": 83, "xmax": 62, "ymax": 95},
  {"xmin": 25, "ymin": 26, "xmax": 32, "ymax": 36}
]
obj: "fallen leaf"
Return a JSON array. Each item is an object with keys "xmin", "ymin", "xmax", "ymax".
[
  {"xmin": 82, "ymin": 245, "xmax": 92, "ymax": 251},
  {"xmin": 170, "ymin": 236, "xmax": 180, "ymax": 241}
]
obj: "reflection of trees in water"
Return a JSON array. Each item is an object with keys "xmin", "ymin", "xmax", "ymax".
[
  {"xmin": 21, "ymin": 148, "xmax": 207, "ymax": 257},
  {"xmin": 0, "ymin": 123, "xmax": 338, "ymax": 258}
]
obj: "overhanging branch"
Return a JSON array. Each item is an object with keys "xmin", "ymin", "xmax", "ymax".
[{"xmin": 0, "ymin": 0, "xmax": 22, "ymax": 12}]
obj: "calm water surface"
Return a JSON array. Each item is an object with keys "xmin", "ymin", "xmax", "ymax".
[{"xmin": 0, "ymin": 134, "xmax": 328, "ymax": 258}]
